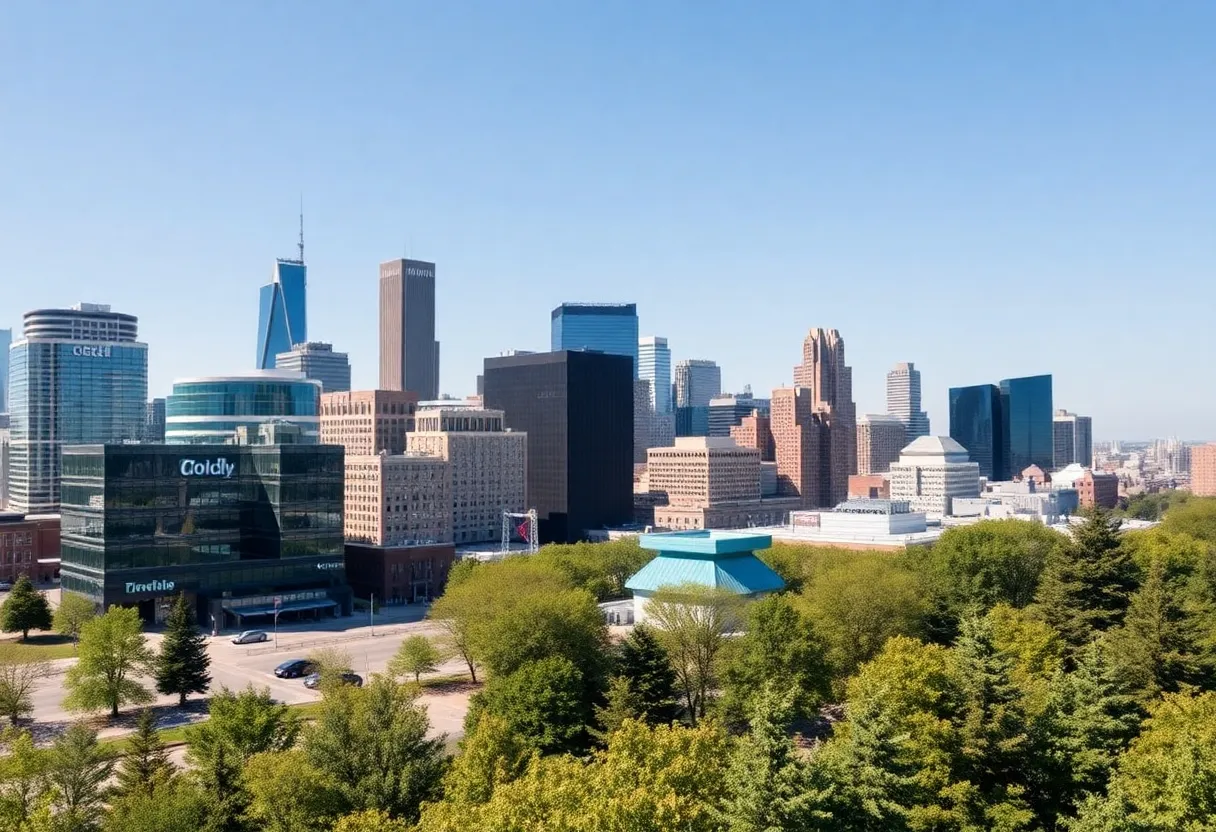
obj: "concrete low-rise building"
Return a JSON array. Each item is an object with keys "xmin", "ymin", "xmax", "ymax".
[
  {"xmin": 889, "ymin": 436, "xmax": 981, "ymax": 516},
  {"xmin": 754, "ymin": 498, "xmax": 941, "ymax": 551}
]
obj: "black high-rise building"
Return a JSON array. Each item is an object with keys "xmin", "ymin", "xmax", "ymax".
[
  {"xmin": 949, "ymin": 383, "xmax": 1004, "ymax": 480},
  {"xmin": 949, "ymin": 374, "xmax": 1053, "ymax": 481},
  {"xmin": 483, "ymin": 350, "xmax": 632, "ymax": 544}
]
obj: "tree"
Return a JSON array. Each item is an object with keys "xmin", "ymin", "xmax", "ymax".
[
  {"xmin": 0, "ymin": 658, "xmax": 49, "ymax": 724},
  {"xmin": 592, "ymin": 675, "xmax": 645, "ymax": 741},
  {"xmin": 42, "ymin": 722, "xmax": 116, "ymax": 831},
  {"xmin": 155, "ymin": 593, "xmax": 212, "ymax": 706},
  {"xmin": 243, "ymin": 750, "xmax": 347, "ymax": 832},
  {"xmin": 439, "ymin": 713, "xmax": 533, "ymax": 807},
  {"xmin": 302, "ymin": 674, "xmax": 445, "ymax": 823},
  {"xmin": 53, "ymin": 592, "xmax": 97, "ymax": 647},
  {"xmin": 1035, "ymin": 508, "xmax": 1138, "ymax": 656},
  {"xmin": 63, "ymin": 606, "xmax": 156, "ymax": 718},
  {"xmin": 306, "ymin": 646, "xmax": 354, "ymax": 687},
  {"xmin": 114, "ymin": 709, "xmax": 175, "ymax": 799},
  {"xmin": 193, "ymin": 739, "xmax": 249, "ymax": 832},
  {"xmin": 645, "ymin": 583, "xmax": 741, "ymax": 724},
  {"xmin": 103, "ymin": 778, "xmax": 209, "ymax": 832},
  {"xmin": 613, "ymin": 624, "xmax": 680, "ymax": 726},
  {"xmin": 186, "ymin": 685, "xmax": 300, "ymax": 770},
  {"xmin": 389, "ymin": 635, "xmax": 442, "ymax": 683},
  {"xmin": 470, "ymin": 656, "xmax": 589, "ymax": 754},
  {"xmin": 332, "ymin": 811, "xmax": 413, "ymax": 832},
  {"xmin": 986, "ymin": 603, "xmax": 1064, "ymax": 718},
  {"xmin": 0, "ymin": 576, "xmax": 52, "ymax": 641},
  {"xmin": 0, "ymin": 728, "xmax": 50, "ymax": 830},
  {"xmin": 719, "ymin": 594, "xmax": 830, "ymax": 727}
]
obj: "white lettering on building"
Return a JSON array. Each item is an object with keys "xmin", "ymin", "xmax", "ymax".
[
  {"xmin": 316, "ymin": 562, "xmax": 344, "ymax": 571},
  {"xmin": 125, "ymin": 579, "xmax": 176, "ymax": 594},
  {"xmin": 72, "ymin": 345, "xmax": 112, "ymax": 358},
  {"xmin": 179, "ymin": 458, "xmax": 235, "ymax": 478}
]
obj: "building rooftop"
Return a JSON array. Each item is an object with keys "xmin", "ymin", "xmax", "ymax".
[
  {"xmin": 901, "ymin": 435, "xmax": 970, "ymax": 456},
  {"xmin": 832, "ymin": 499, "xmax": 913, "ymax": 515},
  {"xmin": 638, "ymin": 529, "xmax": 773, "ymax": 556},
  {"xmin": 626, "ymin": 530, "xmax": 783, "ymax": 595}
]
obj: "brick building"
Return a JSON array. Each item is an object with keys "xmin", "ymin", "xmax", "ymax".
[
  {"xmin": 320, "ymin": 390, "xmax": 419, "ymax": 457},
  {"xmin": 1076, "ymin": 469, "xmax": 1119, "ymax": 509},
  {"xmin": 1192, "ymin": 444, "xmax": 1216, "ymax": 497},
  {"xmin": 0, "ymin": 512, "xmax": 59, "ymax": 583},
  {"xmin": 343, "ymin": 542, "xmax": 453, "ymax": 605},
  {"xmin": 730, "ymin": 411, "xmax": 775, "ymax": 462}
]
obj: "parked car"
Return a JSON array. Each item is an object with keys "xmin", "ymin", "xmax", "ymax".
[
  {"xmin": 303, "ymin": 671, "xmax": 363, "ymax": 690},
  {"xmin": 273, "ymin": 659, "xmax": 317, "ymax": 679},
  {"xmin": 0, "ymin": 581, "xmax": 12, "ymax": 591},
  {"xmin": 232, "ymin": 630, "xmax": 269, "ymax": 645}
]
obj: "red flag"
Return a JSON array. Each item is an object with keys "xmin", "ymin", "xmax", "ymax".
[{"xmin": 516, "ymin": 519, "xmax": 530, "ymax": 540}]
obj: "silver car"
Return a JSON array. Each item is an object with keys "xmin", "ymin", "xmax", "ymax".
[{"xmin": 232, "ymin": 630, "xmax": 269, "ymax": 645}]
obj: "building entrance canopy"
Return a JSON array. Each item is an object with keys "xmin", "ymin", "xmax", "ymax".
[{"xmin": 228, "ymin": 598, "xmax": 338, "ymax": 619}]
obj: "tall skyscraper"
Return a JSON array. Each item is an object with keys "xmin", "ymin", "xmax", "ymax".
[
  {"xmin": 256, "ymin": 257, "xmax": 307, "ymax": 370},
  {"xmin": 949, "ymin": 383, "xmax": 1003, "ymax": 480},
  {"xmin": 674, "ymin": 359, "xmax": 721, "ymax": 408},
  {"xmin": 791, "ymin": 328, "xmax": 857, "ymax": 506},
  {"xmin": 638, "ymin": 336, "xmax": 672, "ymax": 413},
  {"xmin": 771, "ymin": 387, "xmax": 823, "ymax": 507},
  {"xmin": 0, "ymin": 327, "xmax": 11, "ymax": 413},
  {"xmin": 143, "ymin": 398, "xmax": 166, "ymax": 443},
  {"xmin": 551, "ymin": 304, "xmax": 639, "ymax": 377},
  {"xmin": 886, "ymin": 362, "xmax": 930, "ymax": 439},
  {"xmin": 275, "ymin": 341, "xmax": 352, "ymax": 393},
  {"xmin": 1052, "ymin": 409, "xmax": 1093, "ymax": 469},
  {"xmin": 8, "ymin": 304, "xmax": 148, "ymax": 513},
  {"xmin": 1000, "ymin": 375, "xmax": 1053, "ymax": 476},
  {"xmin": 379, "ymin": 258, "xmax": 439, "ymax": 400},
  {"xmin": 483, "ymin": 350, "xmax": 632, "ymax": 544}
]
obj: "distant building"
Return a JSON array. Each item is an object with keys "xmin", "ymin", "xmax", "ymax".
[
  {"xmin": 889, "ymin": 436, "xmax": 981, "ymax": 516},
  {"xmin": 856, "ymin": 414, "xmax": 907, "ymax": 475},
  {"xmin": 483, "ymin": 350, "xmax": 633, "ymax": 543},
  {"xmin": 771, "ymin": 387, "xmax": 823, "ymax": 507},
  {"xmin": 344, "ymin": 454, "xmax": 452, "ymax": 546},
  {"xmin": 639, "ymin": 336, "xmax": 672, "ymax": 413},
  {"xmin": 1001, "ymin": 375, "xmax": 1054, "ymax": 474},
  {"xmin": 551, "ymin": 303, "xmax": 639, "ymax": 377},
  {"xmin": 791, "ymin": 328, "xmax": 856, "ymax": 506},
  {"xmin": 276, "ymin": 342, "xmax": 351, "ymax": 393},
  {"xmin": 344, "ymin": 542, "xmax": 454, "ymax": 605},
  {"xmin": 1077, "ymin": 469, "xmax": 1118, "ymax": 509},
  {"xmin": 143, "ymin": 399, "xmax": 166, "ymax": 443},
  {"xmin": 848, "ymin": 474, "xmax": 890, "ymax": 500},
  {"xmin": 760, "ymin": 500, "xmax": 941, "ymax": 551},
  {"xmin": 730, "ymin": 411, "xmax": 775, "ymax": 462},
  {"xmin": 886, "ymin": 362, "xmax": 930, "ymax": 439},
  {"xmin": 0, "ymin": 327, "xmax": 10, "ymax": 413},
  {"xmin": 1191, "ymin": 444, "xmax": 1216, "ymax": 497},
  {"xmin": 1053, "ymin": 409, "xmax": 1093, "ymax": 468},
  {"xmin": 0, "ymin": 427, "xmax": 9, "ymax": 510},
  {"xmin": 675, "ymin": 406, "xmax": 710, "ymax": 438},
  {"xmin": 256, "ymin": 258, "xmax": 307, "ymax": 370},
  {"xmin": 708, "ymin": 391, "xmax": 770, "ymax": 438},
  {"xmin": 949, "ymin": 383, "xmax": 1003, "ymax": 480},
  {"xmin": 379, "ymin": 258, "xmax": 439, "ymax": 400},
  {"xmin": 319, "ymin": 390, "xmax": 418, "ymax": 456},
  {"xmin": 674, "ymin": 359, "xmax": 721, "ymax": 408},
  {"xmin": 0, "ymin": 511, "xmax": 59, "ymax": 583},
  {"xmin": 634, "ymin": 380, "xmax": 654, "ymax": 464},
  {"xmin": 166, "ymin": 371, "xmax": 319, "ymax": 445}
]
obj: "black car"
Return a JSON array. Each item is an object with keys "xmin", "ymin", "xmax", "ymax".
[
  {"xmin": 303, "ymin": 671, "xmax": 363, "ymax": 690},
  {"xmin": 273, "ymin": 659, "xmax": 317, "ymax": 679}
]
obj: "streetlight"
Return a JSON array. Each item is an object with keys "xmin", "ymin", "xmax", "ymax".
[{"xmin": 273, "ymin": 596, "xmax": 281, "ymax": 648}]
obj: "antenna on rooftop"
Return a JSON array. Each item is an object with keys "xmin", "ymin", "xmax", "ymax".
[{"xmin": 298, "ymin": 195, "xmax": 305, "ymax": 263}]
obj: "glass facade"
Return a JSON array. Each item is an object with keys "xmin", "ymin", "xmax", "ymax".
[
  {"xmin": 949, "ymin": 384, "xmax": 1004, "ymax": 480},
  {"xmin": 1000, "ymin": 375, "xmax": 1054, "ymax": 476},
  {"xmin": 256, "ymin": 260, "xmax": 308, "ymax": 369},
  {"xmin": 165, "ymin": 373, "xmax": 321, "ymax": 444},
  {"xmin": 8, "ymin": 336, "xmax": 147, "ymax": 513},
  {"xmin": 551, "ymin": 304, "xmax": 639, "ymax": 378},
  {"xmin": 59, "ymin": 443, "xmax": 349, "ymax": 625},
  {"xmin": 638, "ymin": 336, "xmax": 672, "ymax": 414}
]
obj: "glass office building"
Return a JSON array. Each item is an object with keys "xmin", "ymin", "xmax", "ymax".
[
  {"xmin": 165, "ymin": 371, "xmax": 321, "ymax": 445},
  {"xmin": 949, "ymin": 384, "xmax": 1004, "ymax": 480},
  {"xmin": 59, "ymin": 443, "xmax": 350, "ymax": 626},
  {"xmin": 638, "ymin": 336, "xmax": 672, "ymax": 414},
  {"xmin": 551, "ymin": 303, "xmax": 639, "ymax": 378},
  {"xmin": 1000, "ymin": 374, "xmax": 1054, "ymax": 475},
  {"xmin": 7, "ymin": 304, "xmax": 148, "ymax": 513},
  {"xmin": 256, "ymin": 259, "xmax": 308, "ymax": 370},
  {"xmin": 274, "ymin": 341, "xmax": 351, "ymax": 393}
]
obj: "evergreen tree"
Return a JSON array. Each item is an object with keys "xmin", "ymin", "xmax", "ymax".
[
  {"xmin": 1035, "ymin": 508, "xmax": 1138, "ymax": 656},
  {"xmin": 0, "ymin": 575, "xmax": 52, "ymax": 641},
  {"xmin": 195, "ymin": 740, "xmax": 250, "ymax": 832},
  {"xmin": 42, "ymin": 722, "xmax": 116, "ymax": 830},
  {"xmin": 114, "ymin": 709, "xmax": 175, "ymax": 799},
  {"xmin": 614, "ymin": 625, "xmax": 680, "ymax": 726},
  {"xmin": 1108, "ymin": 556, "xmax": 1212, "ymax": 700},
  {"xmin": 156, "ymin": 594, "xmax": 212, "ymax": 706},
  {"xmin": 591, "ymin": 675, "xmax": 645, "ymax": 741}
]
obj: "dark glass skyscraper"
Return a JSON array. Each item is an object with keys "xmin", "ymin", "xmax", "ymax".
[
  {"xmin": 1000, "ymin": 374, "xmax": 1053, "ymax": 475},
  {"xmin": 949, "ymin": 384, "xmax": 1003, "ymax": 480},
  {"xmin": 483, "ymin": 350, "xmax": 632, "ymax": 544},
  {"xmin": 256, "ymin": 259, "xmax": 307, "ymax": 370},
  {"xmin": 551, "ymin": 304, "xmax": 639, "ymax": 378}
]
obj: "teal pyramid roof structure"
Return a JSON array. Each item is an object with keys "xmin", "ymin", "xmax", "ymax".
[{"xmin": 625, "ymin": 530, "xmax": 785, "ymax": 595}]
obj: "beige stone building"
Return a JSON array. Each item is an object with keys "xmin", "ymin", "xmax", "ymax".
[
  {"xmin": 320, "ymin": 390, "xmax": 419, "ymax": 456},
  {"xmin": 856, "ymin": 414, "xmax": 907, "ymax": 475},
  {"xmin": 407, "ymin": 405, "xmax": 527, "ymax": 544},
  {"xmin": 344, "ymin": 454, "xmax": 452, "ymax": 546},
  {"xmin": 1191, "ymin": 444, "xmax": 1216, "ymax": 497}
]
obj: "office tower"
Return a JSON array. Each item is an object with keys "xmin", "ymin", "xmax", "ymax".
[
  {"xmin": 550, "ymin": 303, "xmax": 639, "ymax": 377},
  {"xmin": 0, "ymin": 327, "xmax": 10, "ymax": 413},
  {"xmin": 856, "ymin": 414, "xmax": 907, "ymax": 475},
  {"xmin": 8, "ymin": 304, "xmax": 148, "ymax": 513},
  {"xmin": 1000, "ymin": 375, "xmax": 1053, "ymax": 475},
  {"xmin": 708, "ymin": 390, "xmax": 770, "ymax": 438},
  {"xmin": 143, "ymin": 399, "xmax": 166, "ymax": 443},
  {"xmin": 1191, "ymin": 444, "xmax": 1216, "ymax": 497},
  {"xmin": 408, "ymin": 403, "xmax": 528, "ymax": 544},
  {"xmin": 275, "ymin": 341, "xmax": 352, "ymax": 393},
  {"xmin": 634, "ymin": 379, "xmax": 654, "ymax": 464},
  {"xmin": 483, "ymin": 351, "xmax": 632, "ymax": 543},
  {"xmin": 730, "ymin": 411, "xmax": 775, "ymax": 461},
  {"xmin": 1052, "ymin": 409, "xmax": 1093, "ymax": 468},
  {"xmin": 165, "ymin": 371, "xmax": 320, "ymax": 445},
  {"xmin": 319, "ymin": 390, "xmax": 419, "ymax": 456},
  {"xmin": 771, "ymin": 387, "xmax": 824, "ymax": 507},
  {"xmin": 344, "ymin": 454, "xmax": 453, "ymax": 546},
  {"xmin": 256, "ymin": 257, "xmax": 307, "ymax": 370},
  {"xmin": 0, "ymin": 426, "xmax": 9, "ymax": 510},
  {"xmin": 791, "ymin": 328, "xmax": 857, "ymax": 506},
  {"xmin": 949, "ymin": 383, "xmax": 1004, "ymax": 480},
  {"xmin": 639, "ymin": 336, "xmax": 672, "ymax": 413},
  {"xmin": 379, "ymin": 258, "xmax": 439, "ymax": 400},
  {"xmin": 674, "ymin": 359, "xmax": 721, "ymax": 408},
  {"xmin": 889, "ymin": 436, "xmax": 981, "ymax": 516},
  {"xmin": 886, "ymin": 362, "xmax": 930, "ymax": 439}
]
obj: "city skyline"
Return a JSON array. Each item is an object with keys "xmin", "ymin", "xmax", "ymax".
[{"xmin": 2, "ymin": 4, "xmax": 1213, "ymax": 438}]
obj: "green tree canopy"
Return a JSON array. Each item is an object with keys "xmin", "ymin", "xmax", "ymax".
[
  {"xmin": 332, "ymin": 810, "xmax": 413, "ymax": 832},
  {"xmin": 243, "ymin": 749, "xmax": 347, "ymax": 832},
  {"xmin": 389, "ymin": 634, "xmax": 442, "ymax": 683},
  {"xmin": 0, "ymin": 576, "xmax": 52, "ymax": 641},
  {"xmin": 42, "ymin": 722, "xmax": 116, "ymax": 831},
  {"xmin": 613, "ymin": 624, "xmax": 680, "ymax": 726},
  {"xmin": 63, "ymin": 606, "xmax": 155, "ymax": 718},
  {"xmin": 185, "ymin": 685, "xmax": 300, "ymax": 770},
  {"xmin": 155, "ymin": 593, "xmax": 212, "ymax": 706},
  {"xmin": 113, "ymin": 708, "xmax": 175, "ymax": 799},
  {"xmin": 438, "ymin": 713, "xmax": 534, "ymax": 808},
  {"xmin": 533, "ymin": 538, "xmax": 652, "ymax": 601},
  {"xmin": 103, "ymin": 778, "xmax": 209, "ymax": 832},
  {"xmin": 1156, "ymin": 495, "xmax": 1216, "ymax": 543},
  {"xmin": 470, "ymin": 656, "xmax": 590, "ymax": 754},
  {"xmin": 0, "ymin": 727, "xmax": 50, "ymax": 830},
  {"xmin": 52, "ymin": 592, "xmax": 96, "ymax": 646}
]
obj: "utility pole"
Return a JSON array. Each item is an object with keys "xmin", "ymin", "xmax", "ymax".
[{"xmin": 370, "ymin": 593, "xmax": 375, "ymax": 637}]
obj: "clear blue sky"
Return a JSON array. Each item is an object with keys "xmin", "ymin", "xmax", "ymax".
[{"xmin": 1, "ymin": 2, "xmax": 1212, "ymax": 439}]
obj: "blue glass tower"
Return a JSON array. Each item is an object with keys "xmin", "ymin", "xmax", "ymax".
[
  {"xmin": 1000, "ymin": 374, "xmax": 1053, "ymax": 476},
  {"xmin": 166, "ymin": 371, "xmax": 321, "ymax": 445},
  {"xmin": 949, "ymin": 383, "xmax": 1004, "ymax": 480},
  {"xmin": 551, "ymin": 304, "xmax": 639, "ymax": 378},
  {"xmin": 256, "ymin": 259, "xmax": 307, "ymax": 370}
]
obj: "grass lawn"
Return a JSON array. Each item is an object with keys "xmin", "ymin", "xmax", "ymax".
[{"xmin": 0, "ymin": 633, "xmax": 76, "ymax": 663}]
